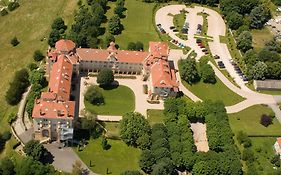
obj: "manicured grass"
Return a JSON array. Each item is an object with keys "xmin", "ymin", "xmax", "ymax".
[
  {"xmin": 252, "ymin": 28, "xmax": 273, "ymax": 50},
  {"xmin": 0, "ymin": 0, "xmax": 77, "ymax": 134},
  {"xmin": 197, "ymin": 12, "xmax": 209, "ymax": 36},
  {"xmin": 173, "ymin": 12, "xmax": 187, "ymax": 40},
  {"xmin": 84, "ymin": 85, "xmax": 135, "ymax": 116},
  {"xmin": 229, "ymin": 105, "xmax": 281, "ymax": 136},
  {"xmin": 104, "ymin": 122, "xmax": 120, "ymax": 137},
  {"xmin": 147, "ymin": 109, "xmax": 165, "ymax": 125},
  {"xmin": 115, "ymin": 0, "xmax": 160, "ymax": 50},
  {"xmin": 75, "ymin": 138, "xmax": 141, "ymax": 175}
]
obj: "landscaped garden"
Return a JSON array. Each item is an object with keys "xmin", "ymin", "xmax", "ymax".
[
  {"xmin": 84, "ymin": 85, "xmax": 135, "ymax": 116},
  {"xmin": 75, "ymin": 138, "xmax": 141, "ymax": 175},
  {"xmin": 229, "ymin": 105, "xmax": 281, "ymax": 136}
]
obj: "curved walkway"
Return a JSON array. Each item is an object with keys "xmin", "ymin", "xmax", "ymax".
[{"xmin": 156, "ymin": 5, "xmax": 281, "ymax": 121}]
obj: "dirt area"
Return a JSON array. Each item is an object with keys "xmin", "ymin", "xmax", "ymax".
[{"xmin": 190, "ymin": 122, "xmax": 209, "ymax": 152}]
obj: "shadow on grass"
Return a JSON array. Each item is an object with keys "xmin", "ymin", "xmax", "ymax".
[{"xmin": 99, "ymin": 83, "xmax": 119, "ymax": 90}]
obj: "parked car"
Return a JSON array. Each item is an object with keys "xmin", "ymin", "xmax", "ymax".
[
  {"xmin": 170, "ymin": 26, "xmax": 175, "ymax": 29},
  {"xmin": 173, "ymin": 29, "xmax": 179, "ymax": 32},
  {"xmin": 214, "ymin": 55, "xmax": 220, "ymax": 59}
]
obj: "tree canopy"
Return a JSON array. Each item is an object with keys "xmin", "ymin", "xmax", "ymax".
[{"xmin": 96, "ymin": 69, "xmax": 114, "ymax": 86}]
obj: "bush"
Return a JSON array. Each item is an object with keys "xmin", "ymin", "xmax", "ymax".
[
  {"xmin": 260, "ymin": 114, "xmax": 273, "ymax": 127},
  {"xmin": 33, "ymin": 50, "xmax": 45, "ymax": 62},
  {"xmin": 11, "ymin": 37, "xmax": 19, "ymax": 46},
  {"xmin": 27, "ymin": 63, "xmax": 38, "ymax": 71},
  {"xmin": 200, "ymin": 64, "xmax": 216, "ymax": 84},
  {"xmin": 127, "ymin": 42, "xmax": 136, "ymax": 50},
  {"xmin": 0, "ymin": 9, "xmax": 8, "ymax": 16},
  {"xmin": 271, "ymin": 155, "xmax": 281, "ymax": 167},
  {"xmin": 84, "ymin": 86, "xmax": 104, "ymax": 105},
  {"xmin": 101, "ymin": 138, "xmax": 111, "ymax": 150},
  {"xmin": 242, "ymin": 148, "xmax": 255, "ymax": 162},
  {"xmin": 96, "ymin": 69, "xmax": 114, "ymax": 86},
  {"xmin": 7, "ymin": 2, "xmax": 20, "ymax": 11},
  {"xmin": 2, "ymin": 131, "xmax": 11, "ymax": 141},
  {"xmin": 7, "ymin": 112, "xmax": 17, "ymax": 125}
]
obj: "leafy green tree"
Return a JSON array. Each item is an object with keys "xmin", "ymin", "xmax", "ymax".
[
  {"xmin": 5, "ymin": 68, "xmax": 30, "ymax": 105},
  {"xmin": 226, "ymin": 11, "xmax": 244, "ymax": 30},
  {"xmin": 114, "ymin": 5, "xmax": 124, "ymax": 17},
  {"xmin": 248, "ymin": 61, "xmax": 267, "ymax": 80},
  {"xmin": 136, "ymin": 133, "xmax": 151, "ymax": 150},
  {"xmin": 120, "ymin": 112, "xmax": 151, "ymax": 147},
  {"xmin": 51, "ymin": 17, "xmax": 67, "ymax": 31},
  {"xmin": 139, "ymin": 150, "xmax": 155, "ymax": 174},
  {"xmin": 135, "ymin": 41, "xmax": 144, "ymax": 51},
  {"xmin": 101, "ymin": 137, "xmax": 111, "ymax": 150},
  {"xmin": 127, "ymin": 42, "xmax": 136, "ymax": 50},
  {"xmin": 242, "ymin": 148, "xmax": 255, "ymax": 162},
  {"xmin": 29, "ymin": 69, "xmax": 47, "ymax": 85},
  {"xmin": 151, "ymin": 158, "xmax": 174, "ymax": 175},
  {"xmin": 27, "ymin": 63, "xmax": 38, "ymax": 71},
  {"xmin": 266, "ymin": 61, "xmax": 281, "ymax": 79},
  {"xmin": 258, "ymin": 49, "xmax": 281, "ymax": 62},
  {"xmin": 237, "ymin": 31, "xmax": 252, "ymax": 52},
  {"xmin": 250, "ymin": 5, "xmax": 271, "ymax": 29},
  {"xmin": 23, "ymin": 140, "xmax": 47, "ymax": 161},
  {"xmin": 0, "ymin": 9, "xmax": 8, "ymax": 16},
  {"xmin": 96, "ymin": 69, "xmax": 114, "ymax": 86},
  {"xmin": 179, "ymin": 58, "xmax": 200, "ymax": 84},
  {"xmin": 0, "ymin": 157, "xmax": 15, "ymax": 175},
  {"xmin": 108, "ymin": 15, "xmax": 123, "ymax": 35},
  {"xmin": 104, "ymin": 33, "xmax": 115, "ymax": 47},
  {"xmin": 243, "ymin": 49, "xmax": 258, "ymax": 67},
  {"xmin": 84, "ymin": 85, "xmax": 104, "ymax": 105},
  {"xmin": 80, "ymin": 110, "xmax": 102, "ymax": 138},
  {"xmin": 200, "ymin": 64, "xmax": 216, "ymax": 84},
  {"xmin": 48, "ymin": 29, "xmax": 60, "ymax": 47},
  {"xmin": 33, "ymin": 50, "xmax": 45, "ymax": 62},
  {"xmin": 11, "ymin": 37, "xmax": 19, "ymax": 46}
]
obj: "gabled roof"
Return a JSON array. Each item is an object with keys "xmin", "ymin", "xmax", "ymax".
[
  {"xmin": 48, "ymin": 55, "xmax": 73, "ymax": 101},
  {"xmin": 55, "ymin": 39, "xmax": 76, "ymax": 53},
  {"xmin": 32, "ymin": 100, "xmax": 75, "ymax": 119},
  {"xmin": 150, "ymin": 59, "xmax": 178, "ymax": 89},
  {"xmin": 149, "ymin": 42, "xmax": 169, "ymax": 58},
  {"xmin": 277, "ymin": 137, "xmax": 281, "ymax": 147},
  {"xmin": 76, "ymin": 48, "xmax": 150, "ymax": 63}
]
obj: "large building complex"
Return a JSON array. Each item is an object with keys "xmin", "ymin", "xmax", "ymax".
[{"xmin": 33, "ymin": 39, "xmax": 179, "ymax": 142}]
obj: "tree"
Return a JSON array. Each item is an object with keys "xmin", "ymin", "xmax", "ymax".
[
  {"xmin": 80, "ymin": 110, "xmax": 103, "ymax": 138},
  {"xmin": 101, "ymin": 137, "xmax": 111, "ymax": 150},
  {"xmin": 108, "ymin": 15, "xmax": 123, "ymax": 35},
  {"xmin": 96, "ymin": 69, "xmax": 114, "ymax": 86},
  {"xmin": 121, "ymin": 171, "xmax": 142, "ymax": 175},
  {"xmin": 0, "ymin": 157, "xmax": 15, "ymax": 175},
  {"xmin": 242, "ymin": 148, "xmax": 255, "ymax": 162},
  {"xmin": 48, "ymin": 29, "xmax": 60, "ymax": 47},
  {"xmin": 104, "ymin": 33, "xmax": 115, "ymax": 47},
  {"xmin": 7, "ymin": 2, "xmax": 20, "ymax": 11},
  {"xmin": 23, "ymin": 140, "xmax": 47, "ymax": 161},
  {"xmin": 151, "ymin": 158, "xmax": 174, "ymax": 175},
  {"xmin": 127, "ymin": 42, "xmax": 136, "ymax": 50},
  {"xmin": 135, "ymin": 41, "xmax": 144, "ymax": 51},
  {"xmin": 200, "ymin": 64, "xmax": 216, "ymax": 84},
  {"xmin": 139, "ymin": 150, "xmax": 155, "ymax": 174},
  {"xmin": 10, "ymin": 37, "xmax": 19, "ymax": 46},
  {"xmin": 250, "ymin": 5, "xmax": 271, "ymax": 29},
  {"xmin": 33, "ymin": 50, "xmax": 45, "ymax": 62},
  {"xmin": 84, "ymin": 85, "xmax": 104, "ymax": 105},
  {"xmin": 179, "ymin": 58, "xmax": 200, "ymax": 84},
  {"xmin": 29, "ymin": 69, "xmax": 47, "ymax": 85},
  {"xmin": 51, "ymin": 17, "xmax": 67, "ymax": 31},
  {"xmin": 237, "ymin": 31, "xmax": 252, "ymax": 53},
  {"xmin": 0, "ymin": 9, "xmax": 8, "ymax": 16},
  {"xmin": 243, "ymin": 49, "xmax": 258, "ymax": 66},
  {"xmin": 27, "ymin": 63, "xmax": 38, "ymax": 71},
  {"xmin": 226, "ymin": 11, "xmax": 244, "ymax": 30},
  {"xmin": 120, "ymin": 112, "xmax": 151, "ymax": 147},
  {"xmin": 248, "ymin": 61, "xmax": 267, "ymax": 80},
  {"xmin": 258, "ymin": 49, "xmax": 281, "ymax": 62},
  {"xmin": 137, "ymin": 133, "xmax": 151, "ymax": 150},
  {"xmin": 114, "ymin": 5, "xmax": 124, "ymax": 17},
  {"xmin": 5, "ymin": 68, "xmax": 30, "ymax": 105},
  {"xmin": 260, "ymin": 114, "xmax": 273, "ymax": 127}
]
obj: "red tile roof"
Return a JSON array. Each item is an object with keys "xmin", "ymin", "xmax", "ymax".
[
  {"xmin": 150, "ymin": 59, "xmax": 179, "ymax": 89},
  {"xmin": 48, "ymin": 55, "xmax": 73, "ymax": 101},
  {"xmin": 32, "ymin": 100, "xmax": 75, "ymax": 119},
  {"xmin": 76, "ymin": 48, "xmax": 150, "ymax": 63},
  {"xmin": 149, "ymin": 42, "xmax": 169, "ymax": 58},
  {"xmin": 277, "ymin": 137, "xmax": 281, "ymax": 147},
  {"xmin": 55, "ymin": 39, "xmax": 76, "ymax": 53}
]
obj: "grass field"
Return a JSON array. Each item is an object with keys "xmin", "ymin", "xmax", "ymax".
[
  {"xmin": 114, "ymin": 0, "xmax": 160, "ymax": 50},
  {"xmin": 181, "ymin": 75, "xmax": 244, "ymax": 106},
  {"xmin": 252, "ymin": 27, "xmax": 273, "ymax": 50},
  {"xmin": 147, "ymin": 109, "xmax": 165, "ymax": 125},
  {"xmin": 104, "ymin": 122, "xmax": 120, "ymax": 138},
  {"xmin": 0, "ymin": 0, "xmax": 77, "ymax": 134},
  {"xmin": 229, "ymin": 105, "xmax": 281, "ymax": 136},
  {"xmin": 75, "ymin": 138, "xmax": 141, "ymax": 175},
  {"xmin": 84, "ymin": 85, "xmax": 135, "ymax": 116}
]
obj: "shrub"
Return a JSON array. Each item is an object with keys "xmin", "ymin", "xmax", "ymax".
[
  {"xmin": 271, "ymin": 155, "xmax": 281, "ymax": 167},
  {"xmin": 260, "ymin": 114, "xmax": 273, "ymax": 127},
  {"xmin": 242, "ymin": 148, "xmax": 255, "ymax": 162},
  {"xmin": 27, "ymin": 63, "xmax": 38, "ymax": 71},
  {"xmin": 7, "ymin": 112, "xmax": 17, "ymax": 125},
  {"xmin": 0, "ymin": 9, "xmax": 8, "ymax": 16},
  {"xmin": 200, "ymin": 64, "xmax": 216, "ymax": 84},
  {"xmin": 84, "ymin": 86, "xmax": 104, "ymax": 105},
  {"xmin": 8, "ymin": 2, "xmax": 20, "ymax": 11},
  {"xmin": 101, "ymin": 138, "xmax": 111, "ymax": 150},
  {"xmin": 96, "ymin": 69, "xmax": 114, "ymax": 86},
  {"xmin": 127, "ymin": 42, "xmax": 136, "ymax": 50},
  {"xmin": 2, "ymin": 131, "xmax": 11, "ymax": 141},
  {"xmin": 11, "ymin": 37, "xmax": 19, "ymax": 46},
  {"xmin": 33, "ymin": 50, "xmax": 45, "ymax": 62}
]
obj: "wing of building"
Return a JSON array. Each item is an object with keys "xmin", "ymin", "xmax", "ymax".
[{"xmin": 33, "ymin": 39, "xmax": 179, "ymax": 142}]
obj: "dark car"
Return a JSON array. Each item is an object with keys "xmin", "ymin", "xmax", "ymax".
[
  {"xmin": 170, "ymin": 26, "xmax": 175, "ymax": 29},
  {"xmin": 173, "ymin": 29, "xmax": 179, "ymax": 32},
  {"xmin": 214, "ymin": 55, "xmax": 220, "ymax": 59}
]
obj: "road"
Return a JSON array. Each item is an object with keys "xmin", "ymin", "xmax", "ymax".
[{"xmin": 155, "ymin": 5, "xmax": 281, "ymax": 121}]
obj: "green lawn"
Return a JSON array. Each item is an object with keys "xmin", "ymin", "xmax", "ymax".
[
  {"xmin": 257, "ymin": 90, "xmax": 281, "ymax": 95},
  {"xmin": 252, "ymin": 28, "xmax": 273, "ymax": 50},
  {"xmin": 0, "ymin": 0, "xmax": 77, "ymax": 134},
  {"xmin": 229, "ymin": 105, "xmax": 281, "ymax": 136},
  {"xmin": 179, "ymin": 60, "xmax": 244, "ymax": 106},
  {"xmin": 84, "ymin": 85, "xmax": 135, "ymax": 116},
  {"xmin": 147, "ymin": 109, "xmax": 165, "ymax": 125},
  {"xmin": 173, "ymin": 12, "xmax": 188, "ymax": 40},
  {"xmin": 104, "ymin": 122, "xmax": 120, "ymax": 138},
  {"xmin": 115, "ymin": 0, "xmax": 160, "ymax": 50},
  {"xmin": 75, "ymin": 138, "xmax": 141, "ymax": 175}
]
